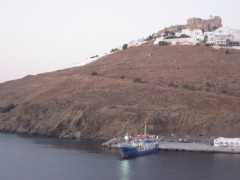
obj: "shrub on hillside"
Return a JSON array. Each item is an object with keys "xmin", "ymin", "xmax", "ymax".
[
  {"xmin": 205, "ymin": 43, "xmax": 212, "ymax": 46},
  {"xmin": 182, "ymin": 84, "xmax": 195, "ymax": 91},
  {"xmin": 110, "ymin": 48, "xmax": 118, "ymax": 53},
  {"xmin": 168, "ymin": 82, "xmax": 179, "ymax": 88},
  {"xmin": 225, "ymin": 50, "xmax": 230, "ymax": 55},
  {"xmin": 164, "ymin": 36, "xmax": 178, "ymax": 39},
  {"xmin": 221, "ymin": 89, "xmax": 227, "ymax": 94},
  {"xmin": 158, "ymin": 41, "xmax": 168, "ymax": 46},
  {"xmin": 145, "ymin": 35, "xmax": 153, "ymax": 41},
  {"xmin": 90, "ymin": 55, "xmax": 99, "ymax": 59},
  {"xmin": 133, "ymin": 78, "xmax": 144, "ymax": 83},
  {"xmin": 1, "ymin": 103, "xmax": 15, "ymax": 113},
  {"xmin": 162, "ymin": 31, "xmax": 170, "ymax": 37},
  {"xmin": 180, "ymin": 34, "xmax": 190, "ymax": 38},
  {"xmin": 91, "ymin": 71, "xmax": 98, "ymax": 76},
  {"xmin": 206, "ymin": 82, "xmax": 213, "ymax": 88},
  {"xmin": 122, "ymin": 44, "xmax": 128, "ymax": 50}
]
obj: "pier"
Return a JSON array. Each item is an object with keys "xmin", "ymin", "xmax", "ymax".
[
  {"xmin": 103, "ymin": 138, "xmax": 240, "ymax": 154},
  {"xmin": 159, "ymin": 142, "xmax": 240, "ymax": 154}
]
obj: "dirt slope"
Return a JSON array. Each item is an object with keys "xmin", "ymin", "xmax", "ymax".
[{"xmin": 0, "ymin": 44, "xmax": 240, "ymax": 141}]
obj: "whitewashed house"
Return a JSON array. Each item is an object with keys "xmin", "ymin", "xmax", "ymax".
[
  {"xmin": 175, "ymin": 32, "xmax": 181, "ymax": 37},
  {"xmin": 214, "ymin": 27, "xmax": 240, "ymax": 46},
  {"xmin": 164, "ymin": 37, "xmax": 192, "ymax": 45},
  {"xmin": 204, "ymin": 32, "xmax": 215, "ymax": 44},
  {"xmin": 191, "ymin": 29, "xmax": 204, "ymax": 43},
  {"xmin": 233, "ymin": 32, "xmax": 240, "ymax": 41},
  {"xmin": 231, "ymin": 31, "xmax": 240, "ymax": 46},
  {"xmin": 214, "ymin": 27, "xmax": 236, "ymax": 40},
  {"xmin": 215, "ymin": 37, "xmax": 230, "ymax": 46},
  {"xmin": 181, "ymin": 29, "xmax": 192, "ymax": 36},
  {"xmin": 214, "ymin": 137, "xmax": 240, "ymax": 148}
]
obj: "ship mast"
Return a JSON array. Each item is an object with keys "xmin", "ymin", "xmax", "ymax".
[{"xmin": 144, "ymin": 122, "xmax": 147, "ymax": 136}]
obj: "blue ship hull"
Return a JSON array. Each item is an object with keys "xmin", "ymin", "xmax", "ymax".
[{"xmin": 118, "ymin": 146, "xmax": 159, "ymax": 158}]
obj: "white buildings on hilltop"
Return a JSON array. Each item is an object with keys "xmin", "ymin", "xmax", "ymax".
[
  {"xmin": 204, "ymin": 32, "xmax": 215, "ymax": 44},
  {"xmin": 191, "ymin": 29, "xmax": 204, "ymax": 43},
  {"xmin": 214, "ymin": 27, "xmax": 240, "ymax": 46},
  {"xmin": 154, "ymin": 27, "xmax": 240, "ymax": 47},
  {"xmin": 127, "ymin": 38, "xmax": 146, "ymax": 48},
  {"xmin": 164, "ymin": 37, "xmax": 192, "ymax": 45}
]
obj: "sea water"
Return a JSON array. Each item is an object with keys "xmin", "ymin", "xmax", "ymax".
[{"xmin": 0, "ymin": 133, "xmax": 239, "ymax": 180}]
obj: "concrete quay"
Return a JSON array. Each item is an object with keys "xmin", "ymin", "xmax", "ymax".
[{"xmin": 159, "ymin": 142, "xmax": 240, "ymax": 154}]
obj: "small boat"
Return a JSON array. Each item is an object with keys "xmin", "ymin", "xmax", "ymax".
[{"xmin": 118, "ymin": 123, "xmax": 159, "ymax": 158}]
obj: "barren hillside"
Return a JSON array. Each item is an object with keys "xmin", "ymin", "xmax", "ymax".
[{"xmin": 0, "ymin": 43, "xmax": 240, "ymax": 141}]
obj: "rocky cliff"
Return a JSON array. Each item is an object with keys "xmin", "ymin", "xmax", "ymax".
[
  {"xmin": 0, "ymin": 44, "xmax": 239, "ymax": 141},
  {"xmin": 154, "ymin": 16, "xmax": 222, "ymax": 37}
]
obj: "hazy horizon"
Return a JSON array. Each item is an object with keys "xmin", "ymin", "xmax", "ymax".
[{"xmin": 1, "ymin": 0, "xmax": 240, "ymax": 83}]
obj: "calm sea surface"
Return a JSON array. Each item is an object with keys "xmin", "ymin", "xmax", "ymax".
[{"xmin": 0, "ymin": 133, "xmax": 240, "ymax": 180}]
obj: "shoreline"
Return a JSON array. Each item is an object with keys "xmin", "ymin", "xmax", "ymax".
[{"xmin": 2, "ymin": 131, "xmax": 240, "ymax": 154}]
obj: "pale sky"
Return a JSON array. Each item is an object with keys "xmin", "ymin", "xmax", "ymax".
[{"xmin": 0, "ymin": 0, "xmax": 239, "ymax": 83}]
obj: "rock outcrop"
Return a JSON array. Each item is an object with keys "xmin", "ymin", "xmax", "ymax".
[{"xmin": 187, "ymin": 16, "xmax": 222, "ymax": 31}]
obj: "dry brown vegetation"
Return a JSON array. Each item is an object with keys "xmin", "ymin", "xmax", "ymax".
[{"xmin": 0, "ymin": 44, "xmax": 240, "ymax": 141}]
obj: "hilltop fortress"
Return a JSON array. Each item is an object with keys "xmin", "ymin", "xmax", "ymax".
[
  {"xmin": 154, "ymin": 16, "xmax": 222, "ymax": 37},
  {"xmin": 187, "ymin": 16, "xmax": 222, "ymax": 31},
  {"xmin": 152, "ymin": 16, "xmax": 240, "ymax": 47},
  {"xmin": 124, "ymin": 16, "xmax": 239, "ymax": 50}
]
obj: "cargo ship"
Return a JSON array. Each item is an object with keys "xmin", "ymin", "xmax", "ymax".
[{"xmin": 118, "ymin": 123, "xmax": 159, "ymax": 158}]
